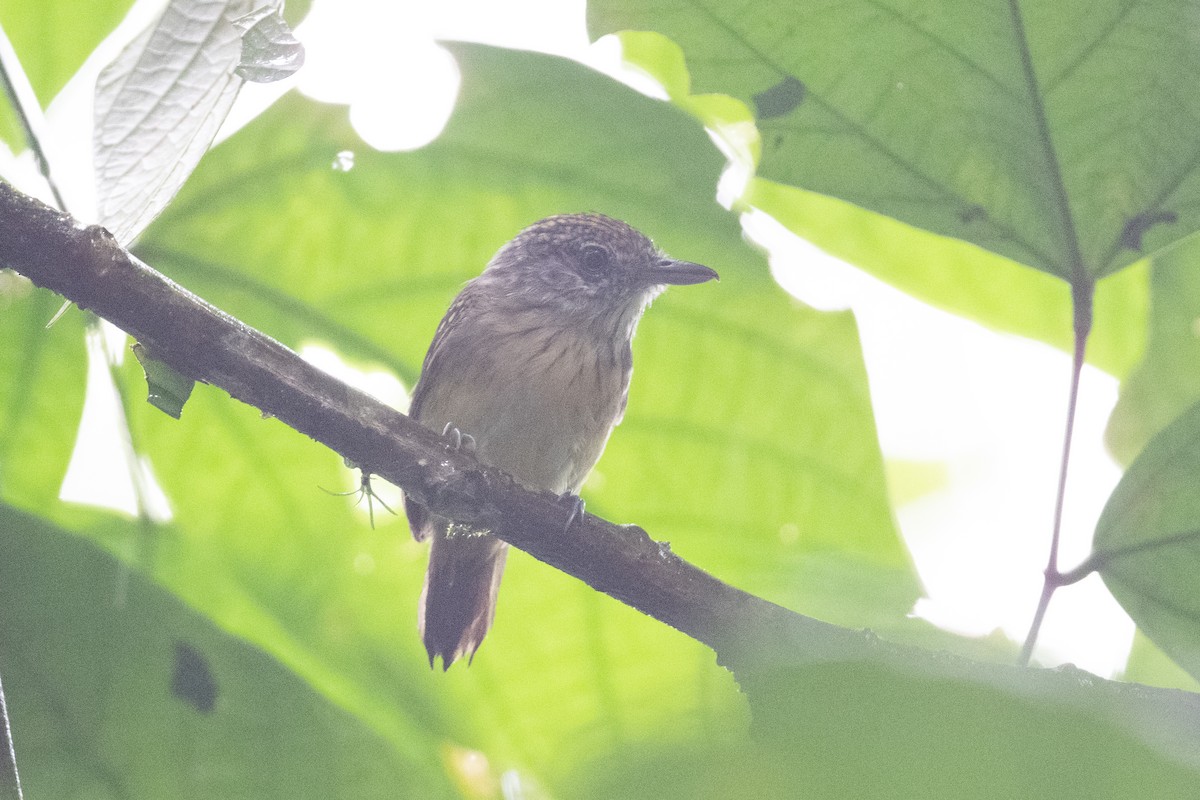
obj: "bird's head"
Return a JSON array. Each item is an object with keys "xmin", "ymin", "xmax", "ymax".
[{"xmin": 479, "ymin": 213, "xmax": 718, "ymax": 337}]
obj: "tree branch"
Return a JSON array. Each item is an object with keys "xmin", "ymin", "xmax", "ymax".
[
  {"xmin": 0, "ymin": 178, "xmax": 837, "ymax": 666},
  {"xmin": 4, "ymin": 180, "xmax": 1200, "ymax": 767}
]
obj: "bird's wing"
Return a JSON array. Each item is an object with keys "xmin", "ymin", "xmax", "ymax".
[
  {"xmin": 406, "ymin": 290, "xmax": 475, "ymax": 542},
  {"xmin": 409, "ymin": 290, "xmax": 473, "ymax": 421}
]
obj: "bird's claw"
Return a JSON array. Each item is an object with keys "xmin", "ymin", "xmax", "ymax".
[
  {"xmin": 562, "ymin": 494, "xmax": 585, "ymax": 533},
  {"xmin": 440, "ymin": 422, "xmax": 476, "ymax": 454}
]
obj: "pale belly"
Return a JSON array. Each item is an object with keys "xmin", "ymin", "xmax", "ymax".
[{"xmin": 414, "ymin": 326, "xmax": 628, "ymax": 495}]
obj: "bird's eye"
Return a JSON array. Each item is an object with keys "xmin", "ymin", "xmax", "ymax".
[{"xmin": 579, "ymin": 244, "xmax": 611, "ymax": 279}]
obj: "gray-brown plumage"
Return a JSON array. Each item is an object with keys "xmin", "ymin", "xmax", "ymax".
[{"xmin": 406, "ymin": 213, "xmax": 717, "ymax": 668}]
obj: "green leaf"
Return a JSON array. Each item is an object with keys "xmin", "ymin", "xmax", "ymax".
[
  {"xmin": 0, "ymin": 277, "xmax": 86, "ymax": 508},
  {"xmin": 589, "ymin": 1, "xmax": 1200, "ymax": 280},
  {"xmin": 1094, "ymin": 398, "xmax": 1200, "ymax": 682},
  {"xmin": 885, "ymin": 459, "xmax": 949, "ymax": 508},
  {"xmin": 561, "ymin": 635, "xmax": 1200, "ymax": 799},
  {"xmin": 94, "ymin": 0, "xmax": 260, "ymax": 243},
  {"xmin": 1106, "ymin": 233, "xmax": 1200, "ymax": 463},
  {"xmin": 569, "ymin": 659, "xmax": 1200, "ymax": 800},
  {"xmin": 233, "ymin": 6, "xmax": 305, "ymax": 83},
  {"xmin": 585, "ymin": 10, "xmax": 1176, "ymax": 378},
  {"xmin": 746, "ymin": 177, "xmax": 1148, "ymax": 378},
  {"xmin": 101, "ymin": 43, "xmax": 915, "ymax": 785},
  {"xmin": 0, "ymin": 0, "xmax": 131, "ymax": 104},
  {"xmin": 1122, "ymin": 630, "xmax": 1200, "ymax": 694},
  {"xmin": 0, "ymin": 503, "xmax": 446, "ymax": 798},
  {"xmin": 133, "ymin": 341, "xmax": 195, "ymax": 419},
  {"xmin": 0, "ymin": 0, "xmax": 131, "ymax": 150}
]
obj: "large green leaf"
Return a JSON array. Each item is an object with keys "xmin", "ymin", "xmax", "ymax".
[
  {"xmin": 586, "ymin": 5, "xmax": 1184, "ymax": 377},
  {"xmin": 1094, "ymin": 398, "xmax": 1200, "ymax": 682},
  {"xmin": 85, "ymin": 43, "xmax": 913, "ymax": 786},
  {"xmin": 571, "ymin": 660, "xmax": 1200, "ymax": 799},
  {"xmin": 0, "ymin": 504, "xmax": 442, "ymax": 798},
  {"xmin": 589, "ymin": 0, "xmax": 1200, "ymax": 280}
]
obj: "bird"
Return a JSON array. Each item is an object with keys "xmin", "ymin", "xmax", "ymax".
[{"xmin": 405, "ymin": 213, "xmax": 718, "ymax": 668}]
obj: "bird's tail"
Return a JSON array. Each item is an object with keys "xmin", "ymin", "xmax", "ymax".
[{"xmin": 418, "ymin": 533, "xmax": 508, "ymax": 669}]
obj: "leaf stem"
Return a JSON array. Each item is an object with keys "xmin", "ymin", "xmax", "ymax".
[
  {"xmin": 1019, "ymin": 279, "xmax": 1094, "ymax": 666},
  {"xmin": 0, "ymin": 21, "xmax": 68, "ymax": 212},
  {"xmin": 0, "ymin": 670, "xmax": 24, "ymax": 800},
  {"xmin": 1062, "ymin": 529, "xmax": 1200, "ymax": 587}
]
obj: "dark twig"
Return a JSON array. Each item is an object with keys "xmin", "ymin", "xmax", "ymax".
[
  {"xmin": 1019, "ymin": 279, "xmax": 1094, "ymax": 666},
  {"xmin": 0, "ymin": 22, "xmax": 68, "ymax": 212}
]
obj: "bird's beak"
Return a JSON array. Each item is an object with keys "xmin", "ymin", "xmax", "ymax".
[{"xmin": 646, "ymin": 257, "xmax": 719, "ymax": 286}]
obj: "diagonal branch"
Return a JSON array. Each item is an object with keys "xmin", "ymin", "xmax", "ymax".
[
  {"xmin": 0, "ymin": 178, "xmax": 841, "ymax": 670},
  {"xmin": 7, "ymin": 179, "xmax": 1200, "ymax": 767}
]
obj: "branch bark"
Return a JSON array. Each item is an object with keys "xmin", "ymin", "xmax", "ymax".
[{"xmin": 3, "ymin": 179, "xmax": 1200, "ymax": 769}]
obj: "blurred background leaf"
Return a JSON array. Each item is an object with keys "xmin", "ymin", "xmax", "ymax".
[
  {"xmin": 1106, "ymin": 232, "xmax": 1200, "ymax": 463},
  {"xmin": 0, "ymin": 279, "xmax": 85, "ymax": 508},
  {"xmin": 0, "ymin": 503, "xmax": 444, "ymax": 799},
  {"xmin": 1123, "ymin": 630, "xmax": 1200, "ymax": 694},
  {"xmin": 0, "ymin": 0, "xmax": 132, "ymax": 150}
]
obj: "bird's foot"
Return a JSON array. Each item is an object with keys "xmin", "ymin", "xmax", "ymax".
[
  {"xmin": 440, "ymin": 422, "xmax": 477, "ymax": 454},
  {"xmin": 562, "ymin": 493, "xmax": 585, "ymax": 534}
]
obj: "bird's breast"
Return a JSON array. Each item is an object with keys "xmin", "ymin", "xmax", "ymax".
[{"xmin": 414, "ymin": 316, "xmax": 631, "ymax": 495}]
